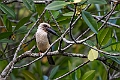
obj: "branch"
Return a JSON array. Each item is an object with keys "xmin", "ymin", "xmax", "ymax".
[
  {"xmin": 63, "ymin": 38, "xmax": 120, "ymax": 56},
  {"xmin": 0, "ymin": 9, "xmax": 46, "ymax": 79},
  {"xmin": 3, "ymin": 0, "xmax": 46, "ymax": 4},
  {"xmin": 54, "ymin": 60, "xmax": 90, "ymax": 80},
  {"xmin": 93, "ymin": 15, "xmax": 120, "ymax": 28},
  {"xmin": 112, "ymin": 72, "xmax": 120, "ymax": 79},
  {"xmin": 69, "ymin": 3, "xmax": 77, "ymax": 43}
]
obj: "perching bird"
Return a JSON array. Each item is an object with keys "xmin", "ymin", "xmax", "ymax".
[{"xmin": 36, "ymin": 23, "xmax": 58, "ymax": 65}]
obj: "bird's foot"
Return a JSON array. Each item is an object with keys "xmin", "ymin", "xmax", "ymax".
[{"xmin": 38, "ymin": 52, "xmax": 42, "ymax": 56}]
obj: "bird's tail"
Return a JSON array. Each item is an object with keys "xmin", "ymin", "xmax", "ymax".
[{"xmin": 47, "ymin": 56, "xmax": 55, "ymax": 65}]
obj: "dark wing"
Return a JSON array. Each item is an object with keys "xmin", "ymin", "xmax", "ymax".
[{"xmin": 47, "ymin": 33, "xmax": 55, "ymax": 65}]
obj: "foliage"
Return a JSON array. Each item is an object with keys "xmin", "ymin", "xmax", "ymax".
[{"xmin": 0, "ymin": 0, "xmax": 120, "ymax": 80}]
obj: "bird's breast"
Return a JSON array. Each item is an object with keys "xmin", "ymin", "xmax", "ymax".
[{"xmin": 36, "ymin": 30, "xmax": 50, "ymax": 52}]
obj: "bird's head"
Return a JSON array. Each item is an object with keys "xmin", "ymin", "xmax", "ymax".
[{"xmin": 38, "ymin": 23, "xmax": 59, "ymax": 36}]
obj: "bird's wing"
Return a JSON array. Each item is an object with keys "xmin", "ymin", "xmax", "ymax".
[
  {"xmin": 47, "ymin": 33, "xmax": 52, "ymax": 51},
  {"xmin": 47, "ymin": 33, "xmax": 55, "ymax": 65}
]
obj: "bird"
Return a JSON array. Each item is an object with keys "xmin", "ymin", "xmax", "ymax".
[{"xmin": 35, "ymin": 23, "xmax": 58, "ymax": 65}]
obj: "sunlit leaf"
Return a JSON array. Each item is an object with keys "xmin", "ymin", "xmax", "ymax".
[
  {"xmin": 63, "ymin": 12, "xmax": 74, "ymax": 16},
  {"xmin": 82, "ymin": 70, "xmax": 95, "ymax": 80},
  {"xmin": 0, "ymin": 3, "xmax": 15, "ymax": 18},
  {"xmin": 46, "ymin": 1, "xmax": 70, "ymax": 10},
  {"xmin": 97, "ymin": 28, "xmax": 112, "ymax": 46},
  {"xmin": 88, "ymin": 46, "xmax": 98, "ymax": 61},
  {"xmin": 73, "ymin": 0, "xmax": 82, "ymax": 3},
  {"xmin": 82, "ymin": 11, "xmax": 98, "ymax": 34}
]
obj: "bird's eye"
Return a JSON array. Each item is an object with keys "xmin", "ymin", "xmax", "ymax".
[{"xmin": 43, "ymin": 24, "xmax": 48, "ymax": 27}]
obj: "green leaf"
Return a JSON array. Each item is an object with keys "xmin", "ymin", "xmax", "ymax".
[
  {"xmin": 30, "ymin": 16, "xmax": 37, "ymax": 22},
  {"xmin": 36, "ymin": 4, "xmax": 45, "ymax": 15},
  {"xmin": 116, "ymin": 43, "xmax": 120, "ymax": 51},
  {"xmin": 63, "ymin": 12, "xmax": 74, "ymax": 16},
  {"xmin": 105, "ymin": 55, "xmax": 120, "ymax": 64},
  {"xmin": 110, "ymin": 57, "xmax": 120, "ymax": 64},
  {"xmin": 51, "ymin": 11, "xmax": 59, "ymax": 19},
  {"xmin": 101, "ymin": 38, "xmax": 112, "ymax": 49},
  {"xmin": 0, "ymin": 39, "xmax": 14, "ymax": 43},
  {"xmin": 86, "ymin": 40, "xmax": 95, "ymax": 47},
  {"xmin": 72, "ymin": 72, "xmax": 78, "ymax": 80},
  {"xmin": 22, "ymin": 0, "xmax": 36, "ymax": 12},
  {"xmin": 101, "ymin": 38, "xmax": 120, "ymax": 49},
  {"xmin": 111, "ymin": 42, "xmax": 120, "ymax": 52},
  {"xmin": 46, "ymin": 1, "xmax": 70, "ymax": 10},
  {"xmin": 0, "ymin": 60, "xmax": 8, "ymax": 71},
  {"xmin": 2, "ymin": 15, "xmax": 12, "ymax": 32},
  {"xmin": 22, "ymin": 70, "xmax": 37, "ymax": 80},
  {"xmin": 35, "ymin": 61, "xmax": 43, "ymax": 80},
  {"xmin": 0, "ymin": 50, "xmax": 5, "ymax": 58},
  {"xmin": 49, "ymin": 66, "xmax": 59, "ymax": 79},
  {"xmin": 0, "ymin": 32, "xmax": 12, "ymax": 40},
  {"xmin": 0, "ymin": 3, "xmax": 15, "ymax": 18},
  {"xmin": 97, "ymin": 28, "xmax": 112, "ymax": 46},
  {"xmin": 111, "ymin": 38, "xmax": 117, "ymax": 51},
  {"xmin": 3, "ymin": 14, "xmax": 7, "ymax": 25},
  {"xmin": 15, "ymin": 25, "xmax": 28, "ymax": 34},
  {"xmin": 82, "ymin": 11, "xmax": 98, "ymax": 34},
  {"xmin": 82, "ymin": 70, "xmax": 95, "ymax": 80},
  {"xmin": 14, "ymin": 16, "xmax": 31, "ymax": 31},
  {"xmin": 5, "ymin": 19, "xmax": 12, "ymax": 32},
  {"xmin": 68, "ymin": 61, "xmax": 72, "ymax": 71},
  {"xmin": 88, "ymin": 0, "xmax": 107, "ymax": 4},
  {"xmin": 76, "ymin": 69, "xmax": 81, "ymax": 79},
  {"xmin": 68, "ymin": 61, "xmax": 72, "ymax": 78}
]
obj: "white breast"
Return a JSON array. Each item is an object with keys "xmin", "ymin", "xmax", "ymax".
[{"xmin": 36, "ymin": 29, "xmax": 50, "ymax": 52}]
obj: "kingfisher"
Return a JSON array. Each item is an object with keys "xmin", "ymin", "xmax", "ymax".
[{"xmin": 36, "ymin": 23, "xmax": 58, "ymax": 65}]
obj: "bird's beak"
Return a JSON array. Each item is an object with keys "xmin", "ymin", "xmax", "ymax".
[{"xmin": 46, "ymin": 27, "xmax": 59, "ymax": 36}]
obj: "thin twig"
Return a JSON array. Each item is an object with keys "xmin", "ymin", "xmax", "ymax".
[
  {"xmin": 48, "ymin": 10, "xmax": 62, "ymax": 33},
  {"xmin": 0, "ymin": 9, "xmax": 46, "ymax": 79},
  {"xmin": 54, "ymin": 60, "xmax": 90, "ymax": 80},
  {"xmin": 93, "ymin": 15, "xmax": 120, "ymax": 28},
  {"xmin": 69, "ymin": 3, "xmax": 77, "ymax": 43}
]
